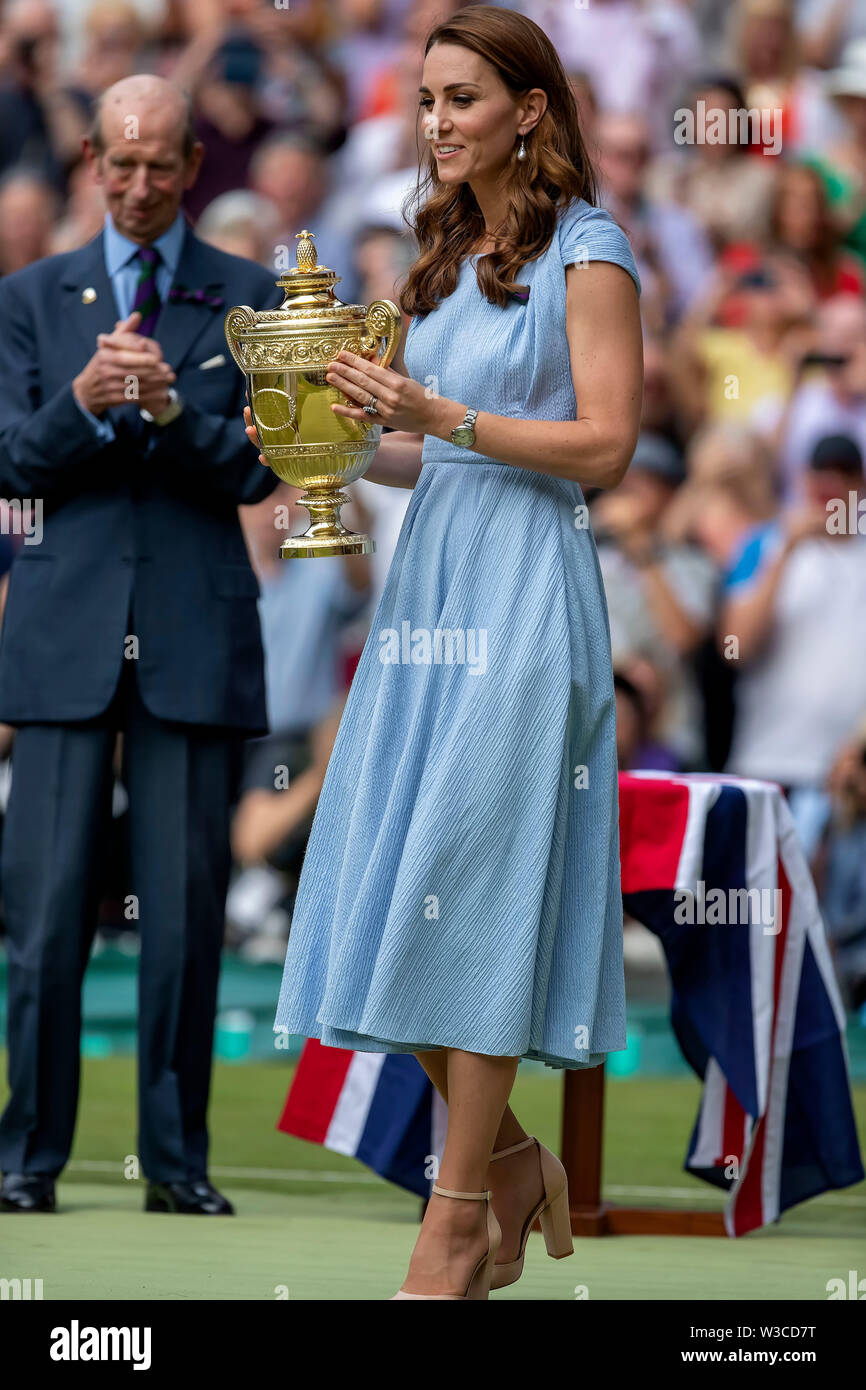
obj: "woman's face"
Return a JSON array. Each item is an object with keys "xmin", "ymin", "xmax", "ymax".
[
  {"xmin": 418, "ymin": 42, "xmax": 543, "ymax": 188},
  {"xmin": 693, "ymin": 87, "xmax": 738, "ymax": 162}
]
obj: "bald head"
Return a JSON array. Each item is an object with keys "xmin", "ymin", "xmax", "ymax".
[
  {"xmin": 84, "ymin": 75, "xmax": 203, "ymax": 245},
  {"xmin": 89, "ymin": 76, "xmax": 196, "ymax": 160}
]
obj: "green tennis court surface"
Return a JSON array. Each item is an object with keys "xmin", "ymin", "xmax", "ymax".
[{"xmin": 1, "ymin": 1058, "xmax": 864, "ymax": 1300}]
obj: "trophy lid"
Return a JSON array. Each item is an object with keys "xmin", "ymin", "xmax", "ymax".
[
  {"xmin": 226, "ymin": 225, "xmax": 400, "ymax": 376},
  {"xmin": 277, "ymin": 229, "xmax": 344, "ymax": 307}
]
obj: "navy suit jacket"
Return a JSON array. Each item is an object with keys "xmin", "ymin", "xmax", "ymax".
[{"xmin": 0, "ymin": 224, "xmax": 282, "ymax": 731}]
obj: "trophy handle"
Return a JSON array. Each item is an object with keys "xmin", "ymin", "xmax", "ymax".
[
  {"xmin": 360, "ymin": 299, "xmax": 402, "ymax": 370},
  {"xmin": 224, "ymin": 305, "xmax": 257, "ymax": 371}
]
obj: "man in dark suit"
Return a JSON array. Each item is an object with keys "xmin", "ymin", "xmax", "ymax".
[{"xmin": 0, "ymin": 75, "xmax": 281, "ymax": 1214}]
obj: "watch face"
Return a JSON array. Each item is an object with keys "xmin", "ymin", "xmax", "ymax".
[{"xmin": 452, "ymin": 427, "xmax": 474, "ymax": 447}]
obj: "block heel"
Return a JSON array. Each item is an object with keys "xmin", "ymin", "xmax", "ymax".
[{"xmin": 538, "ymin": 1179, "xmax": 574, "ymax": 1258}]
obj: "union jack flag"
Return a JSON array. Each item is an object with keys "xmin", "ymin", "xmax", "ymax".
[{"xmin": 278, "ymin": 774, "xmax": 864, "ymax": 1235}]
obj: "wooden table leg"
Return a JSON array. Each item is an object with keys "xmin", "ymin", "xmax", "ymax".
[
  {"xmin": 561, "ymin": 1065, "xmax": 608, "ymax": 1235},
  {"xmin": 559, "ymin": 1063, "xmax": 726, "ymax": 1237}
]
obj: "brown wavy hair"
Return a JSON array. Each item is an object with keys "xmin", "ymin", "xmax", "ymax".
[{"xmin": 398, "ymin": 5, "xmax": 598, "ymax": 318}]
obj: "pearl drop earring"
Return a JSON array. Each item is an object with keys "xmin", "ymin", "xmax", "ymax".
[{"xmin": 517, "ymin": 133, "xmax": 527, "ymax": 160}]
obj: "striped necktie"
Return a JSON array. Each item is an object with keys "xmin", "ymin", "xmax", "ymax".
[{"xmin": 131, "ymin": 246, "xmax": 161, "ymax": 336}]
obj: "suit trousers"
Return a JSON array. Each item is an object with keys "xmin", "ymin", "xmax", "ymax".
[{"xmin": 0, "ymin": 655, "xmax": 243, "ymax": 1181}]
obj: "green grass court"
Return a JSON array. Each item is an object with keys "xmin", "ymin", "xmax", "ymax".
[{"xmin": 1, "ymin": 1057, "xmax": 864, "ymax": 1300}]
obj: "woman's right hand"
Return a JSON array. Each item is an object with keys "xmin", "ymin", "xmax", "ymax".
[{"xmin": 244, "ymin": 405, "xmax": 267, "ymax": 467}]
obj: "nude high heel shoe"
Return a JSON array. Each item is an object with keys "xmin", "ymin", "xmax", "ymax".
[
  {"xmin": 488, "ymin": 1136, "xmax": 574, "ymax": 1290},
  {"xmin": 390, "ymin": 1186, "xmax": 502, "ymax": 1300}
]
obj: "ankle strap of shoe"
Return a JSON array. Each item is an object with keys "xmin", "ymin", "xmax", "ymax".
[
  {"xmin": 431, "ymin": 1185, "xmax": 491, "ymax": 1200},
  {"xmin": 489, "ymin": 1135, "xmax": 537, "ymax": 1162}
]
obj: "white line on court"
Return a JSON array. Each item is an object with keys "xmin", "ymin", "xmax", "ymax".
[{"xmin": 63, "ymin": 1160, "xmax": 866, "ymax": 1205}]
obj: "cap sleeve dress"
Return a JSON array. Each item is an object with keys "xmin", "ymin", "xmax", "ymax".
[{"xmin": 273, "ymin": 197, "xmax": 641, "ymax": 1069}]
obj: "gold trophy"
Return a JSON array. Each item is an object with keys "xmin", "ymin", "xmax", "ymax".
[{"xmin": 225, "ymin": 230, "xmax": 402, "ymax": 558}]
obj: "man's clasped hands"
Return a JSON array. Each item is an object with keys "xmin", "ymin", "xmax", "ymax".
[{"xmin": 72, "ymin": 310, "xmax": 176, "ymax": 419}]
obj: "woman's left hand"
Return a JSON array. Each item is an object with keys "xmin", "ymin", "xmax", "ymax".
[{"xmin": 325, "ymin": 350, "xmax": 442, "ymax": 434}]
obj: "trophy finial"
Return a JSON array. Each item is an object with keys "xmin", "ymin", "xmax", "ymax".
[{"xmin": 295, "ymin": 231, "xmax": 318, "ymax": 273}]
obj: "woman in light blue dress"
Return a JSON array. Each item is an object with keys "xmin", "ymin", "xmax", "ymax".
[{"xmin": 251, "ymin": 6, "xmax": 643, "ymax": 1298}]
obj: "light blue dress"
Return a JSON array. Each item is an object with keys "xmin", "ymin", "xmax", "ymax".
[{"xmin": 274, "ymin": 197, "xmax": 641, "ymax": 1069}]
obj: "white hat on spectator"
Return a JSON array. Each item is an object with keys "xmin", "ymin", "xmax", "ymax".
[
  {"xmin": 363, "ymin": 168, "xmax": 417, "ymax": 236},
  {"xmin": 825, "ymin": 39, "xmax": 866, "ymax": 101}
]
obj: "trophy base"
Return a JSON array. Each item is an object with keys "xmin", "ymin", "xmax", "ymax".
[
  {"xmin": 280, "ymin": 530, "xmax": 376, "ymax": 560},
  {"xmin": 280, "ymin": 484, "xmax": 376, "ymax": 559}
]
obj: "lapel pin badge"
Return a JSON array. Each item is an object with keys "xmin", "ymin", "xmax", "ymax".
[{"xmin": 81, "ymin": 288, "xmax": 97, "ymax": 304}]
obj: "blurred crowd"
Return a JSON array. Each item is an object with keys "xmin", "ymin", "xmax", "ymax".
[{"xmin": 0, "ymin": 0, "xmax": 864, "ymax": 1007}]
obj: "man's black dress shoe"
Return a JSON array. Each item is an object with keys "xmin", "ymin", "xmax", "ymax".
[
  {"xmin": 0, "ymin": 1173, "xmax": 56, "ymax": 1212},
  {"xmin": 145, "ymin": 1179, "xmax": 235, "ymax": 1215}
]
